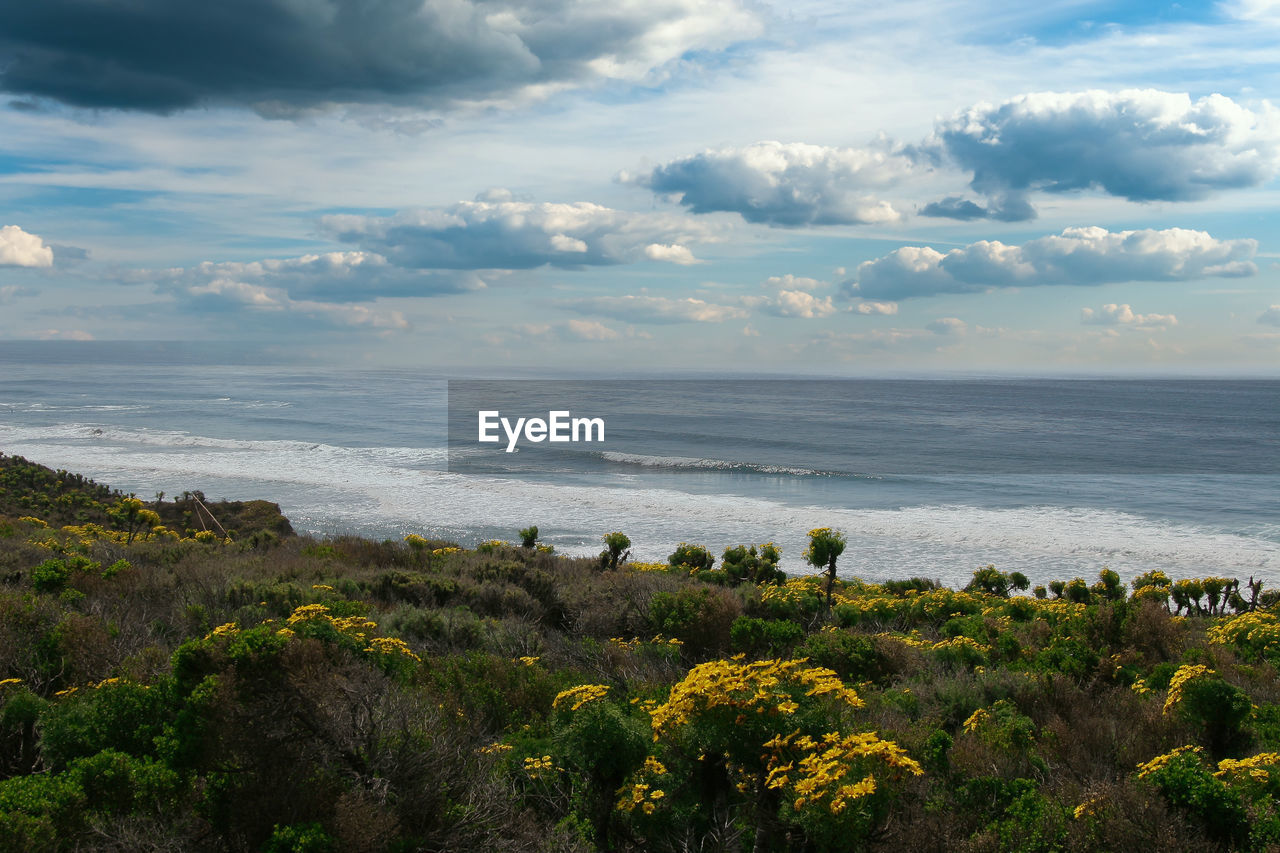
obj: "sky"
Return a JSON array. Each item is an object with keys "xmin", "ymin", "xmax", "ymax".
[{"xmin": 1, "ymin": 0, "xmax": 1279, "ymax": 374}]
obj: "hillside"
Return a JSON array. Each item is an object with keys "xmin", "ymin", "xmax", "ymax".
[
  {"xmin": 1, "ymin": 461, "xmax": 1279, "ymax": 852},
  {"xmin": 0, "ymin": 452, "xmax": 293, "ymax": 539}
]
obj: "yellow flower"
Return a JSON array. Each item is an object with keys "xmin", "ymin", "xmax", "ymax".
[
  {"xmin": 365, "ymin": 636, "xmax": 422, "ymax": 662},
  {"xmin": 1163, "ymin": 665, "xmax": 1214, "ymax": 715},
  {"xmin": 643, "ymin": 756, "xmax": 668, "ymax": 775},
  {"xmin": 1137, "ymin": 745, "xmax": 1204, "ymax": 778},
  {"xmin": 962, "ymin": 708, "xmax": 990, "ymax": 734},
  {"xmin": 552, "ymin": 683, "xmax": 612, "ymax": 711}
]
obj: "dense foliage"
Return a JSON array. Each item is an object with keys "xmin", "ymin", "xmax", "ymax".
[{"xmin": 1, "ymin": 457, "xmax": 1279, "ymax": 851}]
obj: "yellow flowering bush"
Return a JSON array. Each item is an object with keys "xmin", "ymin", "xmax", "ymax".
[
  {"xmin": 622, "ymin": 657, "xmax": 919, "ymax": 849},
  {"xmin": 1163, "ymin": 664, "xmax": 1214, "ymax": 715},
  {"xmin": 763, "ymin": 729, "xmax": 922, "ymax": 816},
  {"xmin": 1208, "ymin": 611, "xmax": 1280, "ymax": 661},
  {"xmin": 1215, "ymin": 752, "xmax": 1280, "ymax": 791},
  {"xmin": 552, "ymin": 684, "xmax": 611, "ymax": 712}
]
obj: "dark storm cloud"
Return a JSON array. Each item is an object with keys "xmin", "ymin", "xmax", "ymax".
[
  {"xmin": 918, "ymin": 194, "xmax": 1037, "ymax": 222},
  {"xmin": 0, "ymin": 0, "xmax": 760, "ymax": 113}
]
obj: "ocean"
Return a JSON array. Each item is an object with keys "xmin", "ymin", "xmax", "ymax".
[{"xmin": 1, "ymin": 345, "xmax": 1276, "ymax": 588}]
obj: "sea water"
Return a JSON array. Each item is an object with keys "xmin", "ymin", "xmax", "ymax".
[{"xmin": 0, "ymin": 345, "xmax": 1276, "ymax": 587}]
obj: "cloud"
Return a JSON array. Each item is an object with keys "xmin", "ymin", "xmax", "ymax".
[
  {"xmin": 0, "ymin": 225, "xmax": 54, "ymax": 268},
  {"xmin": 1081, "ymin": 304, "xmax": 1178, "ymax": 328},
  {"xmin": 763, "ymin": 289, "xmax": 837, "ymax": 319},
  {"xmin": 142, "ymin": 251, "xmax": 484, "ymax": 302},
  {"xmin": 847, "ymin": 226, "xmax": 1256, "ymax": 300},
  {"xmin": 1259, "ymin": 305, "xmax": 1280, "ymax": 326},
  {"xmin": 852, "ymin": 301, "xmax": 898, "ymax": 315},
  {"xmin": 918, "ymin": 196, "xmax": 989, "ymax": 221},
  {"xmin": 0, "ymin": 0, "xmax": 761, "ymax": 114},
  {"xmin": 508, "ymin": 319, "xmax": 631, "ymax": 343},
  {"xmin": 564, "ymin": 319, "xmax": 620, "ymax": 341},
  {"xmin": 625, "ymin": 141, "xmax": 910, "ymax": 226},
  {"xmin": 763, "ymin": 274, "xmax": 827, "ymax": 291},
  {"xmin": 322, "ymin": 198, "xmax": 709, "ymax": 270},
  {"xmin": 562, "ymin": 293, "xmax": 747, "ymax": 324},
  {"xmin": 154, "ymin": 272, "xmax": 409, "ymax": 332},
  {"xmin": 927, "ymin": 90, "xmax": 1280, "ymax": 218},
  {"xmin": 926, "ymin": 317, "xmax": 966, "ymax": 335},
  {"xmin": 918, "ymin": 194, "xmax": 1037, "ymax": 222},
  {"xmin": 643, "ymin": 243, "xmax": 701, "ymax": 265}
]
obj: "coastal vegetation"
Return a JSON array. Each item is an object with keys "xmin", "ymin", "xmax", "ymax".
[{"xmin": 1, "ymin": 452, "xmax": 1279, "ymax": 851}]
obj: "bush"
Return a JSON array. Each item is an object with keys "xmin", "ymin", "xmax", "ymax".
[
  {"xmin": 668, "ymin": 543, "xmax": 714, "ymax": 572},
  {"xmin": 263, "ymin": 822, "xmax": 337, "ymax": 853},
  {"xmin": 1139, "ymin": 749, "xmax": 1249, "ymax": 848},
  {"xmin": 729, "ymin": 617, "xmax": 804, "ymax": 656},
  {"xmin": 797, "ymin": 629, "xmax": 887, "ymax": 683}
]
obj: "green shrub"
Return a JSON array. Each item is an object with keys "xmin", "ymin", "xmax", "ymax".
[
  {"xmin": 1177, "ymin": 676, "xmax": 1253, "ymax": 757},
  {"xmin": 263, "ymin": 822, "xmax": 337, "ymax": 853},
  {"xmin": 668, "ymin": 543, "xmax": 714, "ymax": 572},
  {"xmin": 797, "ymin": 629, "xmax": 886, "ymax": 683},
  {"xmin": 40, "ymin": 680, "xmax": 173, "ymax": 770},
  {"xmin": 729, "ymin": 617, "xmax": 804, "ymax": 656},
  {"xmin": 1140, "ymin": 749, "xmax": 1249, "ymax": 848}
]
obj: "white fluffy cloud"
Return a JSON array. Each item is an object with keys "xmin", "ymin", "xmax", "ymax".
[
  {"xmin": 1259, "ymin": 305, "xmax": 1280, "ymax": 326},
  {"xmin": 0, "ymin": 225, "xmax": 53, "ymax": 267},
  {"xmin": 1082, "ymin": 304, "xmax": 1178, "ymax": 328},
  {"xmin": 323, "ymin": 198, "xmax": 709, "ymax": 270},
  {"xmin": 563, "ymin": 293, "xmax": 747, "ymax": 324},
  {"xmin": 926, "ymin": 90, "xmax": 1280, "ymax": 219},
  {"xmin": 626, "ymin": 141, "xmax": 910, "ymax": 226},
  {"xmin": 564, "ymin": 319, "xmax": 620, "ymax": 341},
  {"xmin": 764, "ymin": 289, "xmax": 837, "ymax": 319},
  {"xmin": 147, "ymin": 251, "xmax": 484, "ymax": 302},
  {"xmin": 848, "ymin": 226, "xmax": 1257, "ymax": 300},
  {"xmin": 852, "ymin": 301, "xmax": 898, "ymax": 315},
  {"xmin": 643, "ymin": 243, "xmax": 701, "ymax": 265}
]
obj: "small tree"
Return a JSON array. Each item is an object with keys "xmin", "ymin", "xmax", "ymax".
[
  {"xmin": 600, "ymin": 532, "xmax": 631, "ymax": 570},
  {"xmin": 965, "ymin": 565, "xmax": 1009, "ymax": 598},
  {"xmin": 804, "ymin": 528, "xmax": 846, "ymax": 612},
  {"xmin": 110, "ymin": 497, "xmax": 161, "ymax": 545},
  {"xmin": 519, "ymin": 525, "xmax": 539, "ymax": 549}
]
